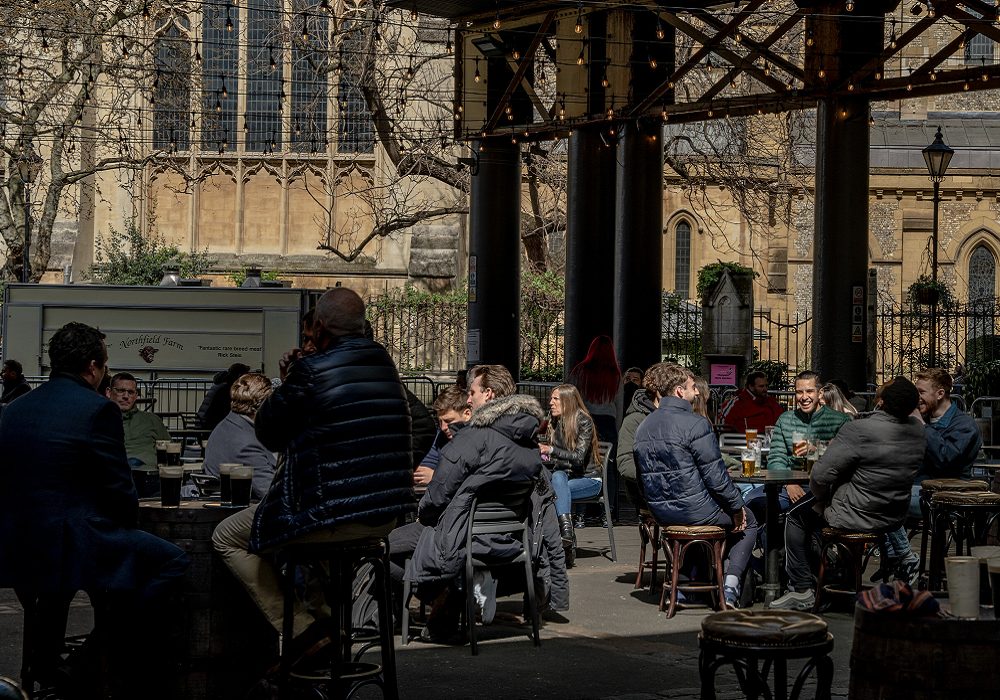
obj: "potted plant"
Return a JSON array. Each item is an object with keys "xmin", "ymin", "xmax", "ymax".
[{"xmin": 907, "ymin": 275, "xmax": 952, "ymax": 307}]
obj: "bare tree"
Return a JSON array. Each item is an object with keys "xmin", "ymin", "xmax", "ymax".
[{"xmin": 0, "ymin": 1, "xmax": 180, "ymax": 282}]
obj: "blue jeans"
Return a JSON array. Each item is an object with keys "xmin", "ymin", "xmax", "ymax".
[{"xmin": 550, "ymin": 469, "xmax": 602, "ymax": 515}]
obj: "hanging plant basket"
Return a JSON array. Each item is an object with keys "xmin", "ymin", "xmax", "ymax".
[{"xmin": 915, "ymin": 287, "xmax": 940, "ymax": 305}]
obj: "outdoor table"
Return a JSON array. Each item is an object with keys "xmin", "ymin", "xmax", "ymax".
[
  {"xmin": 729, "ymin": 468, "xmax": 810, "ymax": 605},
  {"xmin": 849, "ymin": 603, "xmax": 1000, "ymax": 699},
  {"xmin": 138, "ymin": 501, "xmax": 276, "ymax": 699}
]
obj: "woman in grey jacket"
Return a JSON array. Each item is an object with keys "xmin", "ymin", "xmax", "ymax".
[{"xmin": 539, "ymin": 384, "xmax": 602, "ymax": 565}]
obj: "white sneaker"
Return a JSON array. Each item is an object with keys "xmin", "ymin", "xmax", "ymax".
[
  {"xmin": 768, "ymin": 589, "xmax": 815, "ymax": 611},
  {"xmin": 472, "ymin": 570, "xmax": 498, "ymax": 624}
]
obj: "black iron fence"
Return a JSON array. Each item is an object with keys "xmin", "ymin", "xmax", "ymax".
[{"xmin": 875, "ymin": 300, "xmax": 1000, "ymax": 381}]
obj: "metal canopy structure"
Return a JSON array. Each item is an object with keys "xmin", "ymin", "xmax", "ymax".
[
  {"xmin": 387, "ymin": 1, "xmax": 997, "ymax": 385},
  {"xmin": 390, "ymin": 1, "xmax": 1000, "ymax": 139}
]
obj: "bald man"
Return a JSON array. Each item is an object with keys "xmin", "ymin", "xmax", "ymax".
[{"xmin": 213, "ymin": 288, "xmax": 414, "ymax": 664}]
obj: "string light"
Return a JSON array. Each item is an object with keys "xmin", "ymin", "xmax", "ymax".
[
  {"xmin": 474, "ymin": 58, "xmax": 481, "ymax": 83},
  {"xmin": 649, "ymin": 54, "xmax": 657, "ymax": 70},
  {"xmin": 846, "ymin": 0, "xmax": 855, "ymax": 10},
  {"xmin": 575, "ymin": 2, "xmax": 584, "ymax": 34},
  {"xmin": 656, "ymin": 18, "xmax": 665, "ymax": 41}
]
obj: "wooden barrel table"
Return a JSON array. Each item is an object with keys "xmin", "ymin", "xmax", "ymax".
[
  {"xmin": 139, "ymin": 501, "xmax": 277, "ymax": 700},
  {"xmin": 849, "ymin": 604, "xmax": 1000, "ymax": 699}
]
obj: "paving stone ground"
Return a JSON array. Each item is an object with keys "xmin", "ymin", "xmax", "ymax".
[{"xmin": 0, "ymin": 522, "xmax": 859, "ymax": 699}]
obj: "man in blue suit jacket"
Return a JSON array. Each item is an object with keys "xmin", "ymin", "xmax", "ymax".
[{"xmin": 0, "ymin": 322, "xmax": 188, "ymax": 695}]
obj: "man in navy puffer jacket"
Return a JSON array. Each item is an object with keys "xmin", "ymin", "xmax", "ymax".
[
  {"xmin": 213, "ymin": 288, "xmax": 414, "ymax": 658},
  {"xmin": 634, "ymin": 362, "xmax": 758, "ymax": 607}
]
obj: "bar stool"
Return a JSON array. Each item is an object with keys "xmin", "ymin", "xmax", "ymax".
[
  {"xmin": 634, "ymin": 509, "xmax": 666, "ymax": 595},
  {"xmin": 658, "ymin": 525, "xmax": 727, "ymax": 619},
  {"xmin": 813, "ymin": 528, "xmax": 889, "ymax": 612},
  {"xmin": 699, "ymin": 609, "xmax": 834, "ymax": 700},
  {"xmin": 276, "ymin": 538, "xmax": 398, "ymax": 700},
  {"xmin": 917, "ymin": 479, "xmax": 989, "ymax": 579},
  {"xmin": 928, "ymin": 490, "xmax": 1000, "ymax": 591}
]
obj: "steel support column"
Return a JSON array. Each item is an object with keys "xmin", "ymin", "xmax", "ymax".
[
  {"xmin": 564, "ymin": 129, "xmax": 617, "ymax": 374},
  {"xmin": 467, "ymin": 140, "xmax": 522, "ymax": 377},
  {"xmin": 812, "ymin": 96, "xmax": 870, "ymax": 387},
  {"xmin": 614, "ymin": 121, "xmax": 664, "ymax": 372}
]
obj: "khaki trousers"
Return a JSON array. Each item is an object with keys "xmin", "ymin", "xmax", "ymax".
[{"xmin": 212, "ymin": 503, "xmax": 394, "ymax": 635}]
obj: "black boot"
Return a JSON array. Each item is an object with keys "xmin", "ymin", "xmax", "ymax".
[{"xmin": 558, "ymin": 514, "xmax": 577, "ymax": 568}]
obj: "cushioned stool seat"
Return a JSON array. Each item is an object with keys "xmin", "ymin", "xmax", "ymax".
[
  {"xmin": 659, "ymin": 525, "xmax": 727, "ymax": 619},
  {"xmin": 699, "ymin": 610, "xmax": 834, "ymax": 700},
  {"xmin": 927, "ymin": 490, "xmax": 1000, "ymax": 591},
  {"xmin": 276, "ymin": 538, "xmax": 398, "ymax": 700},
  {"xmin": 921, "ymin": 479, "xmax": 989, "ymax": 493},
  {"xmin": 918, "ymin": 480, "xmax": 991, "ymax": 584},
  {"xmin": 814, "ymin": 528, "xmax": 889, "ymax": 613}
]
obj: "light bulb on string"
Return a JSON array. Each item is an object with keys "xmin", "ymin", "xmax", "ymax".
[
  {"xmin": 221, "ymin": 77, "xmax": 228, "ymax": 99},
  {"xmin": 656, "ymin": 19, "xmax": 665, "ymax": 40},
  {"xmin": 474, "ymin": 58, "xmax": 481, "ymax": 83},
  {"xmin": 410, "ymin": 8, "xmax": 418, "ymax": 21},
  {"xmin": 649, "ymin": 54, "xmax": 657, "ymax": 70},
  {"xmin": 577, "ymin": 46, "xmax": 585, "ymax": 65},
  {"xmin": 301, "ymin": 13, "xmax": 310, "ymax": 42},
  {"xmin": 225, "ymin": 7, "xmax": 233, "ymax": 32},
  {"xmin": 574, "ymin": 2, "xmax": 584, "ymax": 34}
]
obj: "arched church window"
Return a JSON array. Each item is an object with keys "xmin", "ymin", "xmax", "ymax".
[
  {"xmin": 969, "ymin": 245, "xmax": 996, "ymax": 303},
  {"xmin": 674, "ymin": 220, "xmax": 691, "ymax": 299}
]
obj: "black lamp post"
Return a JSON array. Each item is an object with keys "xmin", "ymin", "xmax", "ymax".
[
  {"xmin": 16, "ymin": 148, "xmax": 43, "ymax": 283},
  {"xmin": 922, "ymin": 126, "xmax": 954, "ymax": 369}
]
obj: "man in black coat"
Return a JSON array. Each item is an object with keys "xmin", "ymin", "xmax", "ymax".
[
  {"xmin": 0, "ymin": 359, "xmax": 31, "ymax": 404},
  {"xmin": 212, "ymin": 288, "xmax": 414, "ymax": 656},
  {"xmin": 403, "ymin": 364, "xmax": 555, "ymax": 641},
  {"xmin": 0, "ymin": 322, "xmax": 189, "ymax": 695}
]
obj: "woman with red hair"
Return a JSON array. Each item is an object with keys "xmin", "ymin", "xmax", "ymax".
[{"xmin": 568, "ymin": 335, "xmax": 622, "ymax": 523}]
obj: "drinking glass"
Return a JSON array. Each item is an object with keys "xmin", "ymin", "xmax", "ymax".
[
  {"xmin": 218, "ymin": 463, "xmax": 240, "ymax": 506},
  {"xmin": 230, "ymin": 465, "xmax": 253, "ymax": 508},
  {"xmin": 740, "ymin": 448, "xmax": 757, "ymax": 478},
  {"xmin": 158, "ymin": 465, "xmax": 184, "ymax": 508}
]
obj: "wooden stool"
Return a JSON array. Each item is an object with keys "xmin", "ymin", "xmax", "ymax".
[
  {"xmin": 928, "ymin": 490, "xmax": 1000, "ymax": 591},
  {"xmin": 699, "ymin": 609, "xmax": 834, "ymax": 700},
  {"xmin": 277, "ymin": 538, "xmax": 398, "ymax": 700},
  {"xmin": 814, "ymin": 528, "xmax": 888, "ymax": 612},
  {"xmin": 918, "ymin": 479, "xmax": 989, "ymax": 580},
  {"xmin": 658, "ymin": 525, "xmax": 727, "ymax": 619},
  {"xmin": 634, "ymin": 509, "xmax": 666, "ymax": 595}
]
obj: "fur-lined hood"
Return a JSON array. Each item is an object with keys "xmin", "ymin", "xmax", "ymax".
[{"xmin": 469, "ymin": 393, "xmax": 545, "ymax": 427}]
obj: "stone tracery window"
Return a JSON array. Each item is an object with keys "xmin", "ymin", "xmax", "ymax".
[{"xmin": 969, "ymin": 244, "xmax": 996, "ymax": 303}]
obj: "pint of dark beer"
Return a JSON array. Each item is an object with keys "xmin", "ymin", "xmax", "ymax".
[
  {"xmin": 230, "ymin": 465, "xmax": 253, "ymax": 508},
  {"xmin": 166, "ymin": 442, "xmax": 182, "ymax": 466},
  {"xmin": 159, "ymin": 466, "xmax": 184, "ymax": 508},
  {"xmin": 218, "ymin": 463, "xmax": 240, "ymax": 505},
  {"xmin": 155, "ymin": 440, "xmax": 170, "ymax": 465}
]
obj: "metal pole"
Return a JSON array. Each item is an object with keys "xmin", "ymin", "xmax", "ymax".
[
  {"xmin": 22, "ymin": 182, "xmax": 30, "ymax": 283},
  {"xmin": 929, "ymin": 179, "xmax": 940, "ymax": 368}
]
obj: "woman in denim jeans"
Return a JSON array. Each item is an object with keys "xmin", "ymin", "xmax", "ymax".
[{"xmin": 540, "ymin": 384, "xmax": 602, "ymax": 566}]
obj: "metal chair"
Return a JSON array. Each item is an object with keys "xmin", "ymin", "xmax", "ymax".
[
  {"xmin": 463, "ymin": 480, "xmax": 542, "ymax": 655},
  {"xmin": 571, "ymin": 441, "xmax": 617, "ymax": 561}
]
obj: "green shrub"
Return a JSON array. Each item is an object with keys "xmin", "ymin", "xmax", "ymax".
[{"xmin": 746, "ymin": 359, "xmax": 791, "ymax": 390}]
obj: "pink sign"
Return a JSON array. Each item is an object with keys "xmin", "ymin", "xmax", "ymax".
[{"xmin": 710, "ymin": 363, "xmax": 737, "ymax": 385}]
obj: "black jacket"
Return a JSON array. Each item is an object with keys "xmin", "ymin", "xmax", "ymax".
[
  {"xmin": 407, "ymin": 394, "xmax": 544, "ymax": 587},
  {"xmin": 0, "ymin": 374, "xmax": 186, "ymax": 594},
  {"xmin": 250, "ymin": 336, "xmax": 414, "ymax": 552},
  {"xmin": 548, "ymin": 413, "xmax": 594, "ymax": 475},
  {"xmin": 0, "ymin": 377, "xmax": 31, "ymax": 405}
]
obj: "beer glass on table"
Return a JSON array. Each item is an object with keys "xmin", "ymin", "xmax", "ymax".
[
  {"xmin": 791, "ymin": 430, "xmax": 809, "ymax": 470},
  {"xmin": 230, "ymin": 465, "xmax": 253, "ymax": 508},
  {"xmin": 166, "ymin": 441, "xmax": 182, "ymax": 466},
  {"xmin": 741, "ymin": 448, "xmax": 757, "ymax": 478},
  {"xmin": 219, "ymin": 463, "xmax": 240, "ymax": 506},
  {"xmin": 159, "ymin": 466, "xmax": 184, "ymax": 508}
]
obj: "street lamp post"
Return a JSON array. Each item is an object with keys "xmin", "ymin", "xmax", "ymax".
[
  {"xmin": 922, "ymin": 126, "xmax": 954, "ymax": 369},
  {"xmin": 16, "ymin": 148, "xmax": 43, "ymax": 283}
]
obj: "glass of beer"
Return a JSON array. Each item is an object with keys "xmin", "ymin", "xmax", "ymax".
[
  {"xmin": 741, "ymin": 448, "xmax": 757, "ymax": 478},
  {"xmin": 155, "ymin": 440, "xmax": 170, "ymax": 466},
  {"xmin": 166, "ymin": 441, "xmax": 182, "ymax": 466},
  {"xmin": 745, "ymin": 427, "xmax": 758, "ymax": 446},
  {"xmin": 791, "ymin": 430, "xmax": 809, "ymax": 469},
  {"xmin": 218, "ymin": 463, "xmax": 240, "ymax": 506},
  {"xmin": 159, "ymin": 465, "xmax": 184, "ymax": 508},
  {"xmin": 230, "ymin": 465, "xmax": 253, "ymax": 508}
]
